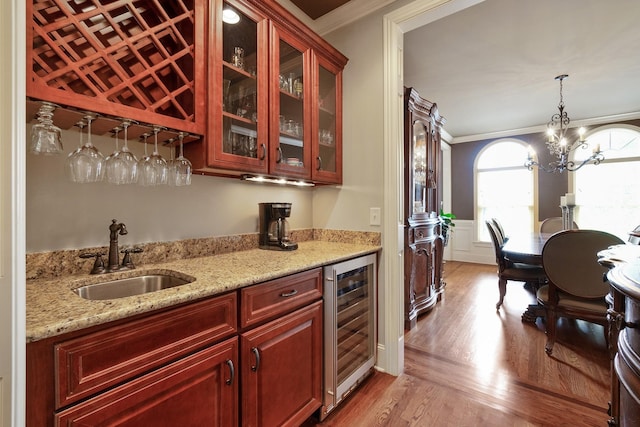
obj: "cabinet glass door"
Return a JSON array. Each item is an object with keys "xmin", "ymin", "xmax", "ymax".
[
  {"xmin": 313, "ymin": 56, "xmax": 342, "ymax": 184},
  {"xmin": 271, "ymin": 28, "xmax": 310, "ymax": 178},
  {"xmin": 214, "ymin": 1, "xmax": 267, "ymax": 172},
  {"xmin": 412, "ymin": 120, "xmax": 431, "ymax": 215}
]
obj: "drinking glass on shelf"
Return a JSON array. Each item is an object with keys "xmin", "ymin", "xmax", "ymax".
[
  {"xmin": 170, "ymin": 132, "xmax": 192, "ymax": 186},
  {"xmin": 66, "ymin": 114, "xmax": 104, "ymax": 183},
  {"xmin": 30, "ymin": 101, "xmax": 63, "ymax": 155}
]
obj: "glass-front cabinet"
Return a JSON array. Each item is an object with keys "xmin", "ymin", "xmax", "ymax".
[
  {"xmin": 270, "ymin": 27, "xmax": 311, "ymax": 179},
  {"xmin": 206, "ymin": 1, "xmax": 269, "ymax": 173},
  {"xmin": 313, "ymin": 55, "xmax": 343, "ymax": 184},
  {"xmin": 186, "ymin": 0, "xmax": 348, "ymax": 184}
]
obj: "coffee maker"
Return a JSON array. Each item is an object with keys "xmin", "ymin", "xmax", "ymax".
[{"xmin": 259, "ymin": 202, "xmax": 298, "ymax": 251}]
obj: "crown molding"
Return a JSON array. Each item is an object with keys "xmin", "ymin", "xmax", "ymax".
[{"xmin": 277, "ymin": 0, "xmax": 396, "ymax": 35}]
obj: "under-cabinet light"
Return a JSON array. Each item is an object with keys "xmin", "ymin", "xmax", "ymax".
[
  {"xmin": 241, "ymin": 174, "xmax": 315, "ymax": 187},
  {"xmin": 222, "ymin": 8, "xmax": 240, "ymax": 24}
]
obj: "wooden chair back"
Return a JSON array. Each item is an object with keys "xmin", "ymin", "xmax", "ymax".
[{"xmin": 542, "ymin": 229, "xmax": 623, "ymax": 298}]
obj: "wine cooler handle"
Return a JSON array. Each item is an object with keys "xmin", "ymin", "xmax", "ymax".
[
  {"xmin": 259, "ymin": 143, "xmax": 266, "ymax": 160},
  {"xmin": 251, "ymin": 347, "xmax": 260, "ymax": 372},
  {"xmin": 276, "ymin": 146, "xmax": 283, "ymax": 163},
  {"xmin": 225, "ymin": 359, "xmax": 235, "ymax": 385},
  {"xmin": 280, "ymin": 289, "xmax": 298, "ymax": 297}
]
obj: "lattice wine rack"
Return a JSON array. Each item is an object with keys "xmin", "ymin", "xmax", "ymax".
[{"xmin": 27, "ymin": 0, "xmax": 206, "ymax": 136}]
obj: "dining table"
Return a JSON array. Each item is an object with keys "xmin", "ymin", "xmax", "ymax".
[{"xmin": 501, "ymin": 233, "xmax": 553, "ymax": 322}]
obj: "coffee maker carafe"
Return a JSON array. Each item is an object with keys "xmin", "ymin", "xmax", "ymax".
[{"xmin": 259, "ymin": 202, "xmax": 298, "ymax": 251}]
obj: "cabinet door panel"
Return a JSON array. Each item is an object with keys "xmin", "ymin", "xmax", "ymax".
[
  {"xmin": 312, "ymin": 54, "xmax": 343, "ymax": 184},
  {"xmin": 241, "ymin": 300, "xmax": 322, "ymax": 427},
  {"xmin": 269, "ymin": 24, "xmax": 312, "ymax": 179},
  {"xmin": 205, "ymin": 0, "xmax": 270, "ymax": 173},
  {"xmin": 55, "ymin": 337, "xmax": 239, "ymax": 427},
  {"xmin": 55, "ymin": 293, "xmax": 237, "ymax": 408}
]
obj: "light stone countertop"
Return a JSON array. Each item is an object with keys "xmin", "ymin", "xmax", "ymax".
[{"xmin": 26, "ymin": 241, "xmax": 380, "ymax": 343}]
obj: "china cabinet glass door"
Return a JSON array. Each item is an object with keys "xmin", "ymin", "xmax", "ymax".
[
  {"xmin": 411, "ymin": 120, "xmax": 430, "ymax": 215},
  {"xmin": 271, "ymin": 27, "xmax": 311, "ymax": 179}
]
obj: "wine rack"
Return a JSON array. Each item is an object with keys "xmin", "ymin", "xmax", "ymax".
[{"xmin": 27, "ymin": 0, "xmax": 206, "ymax": 135}]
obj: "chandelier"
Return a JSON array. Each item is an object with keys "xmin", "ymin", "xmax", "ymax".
[{"xmin": 525, "ymin": 74, "xmax": 604, "ymax": 173}]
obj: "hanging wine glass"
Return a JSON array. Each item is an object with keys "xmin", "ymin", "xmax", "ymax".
[
  {"xmin": 165, "ymin": 136, "xmax": 177, "ymax": 186},
  {"xmin": 30, "ymin": 101, "xmax": 63, "ymax": 155},
  {"xmin": 67, "ymin": 114, "xmax": 104, "ymax": 183},
  {"xmin": 171, "ymin": 132, "xmax": 192, "ymax": 186},
  {"xmin": 117, "ymin": 119, "xmax": 139, "ymax": 184},
  {"xmin": 104, "ymin": 125, "xmax": 124, "ymax": 184},
  {"xmin": 149, "ymin": 125, "xmax": 168, "ymax": 185},
  {"xmin": 137, "ymin": 132, "xmax": 154, "ymax": 186},
  {"xmin": 65, "ymin": 120, "xmax": 85, "ymax": 182}
]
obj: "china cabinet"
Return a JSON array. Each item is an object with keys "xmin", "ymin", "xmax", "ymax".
[
  {"xmin": 185, "ymin": 0, "xmax": 347, "ymax": 184},
  {"xmin": 403, "ymin": 87, "xmax": 446, "ymax": 330},
  {"xmin": 27, "ymin": 0, "xmax": 207, "ymax": 136}
]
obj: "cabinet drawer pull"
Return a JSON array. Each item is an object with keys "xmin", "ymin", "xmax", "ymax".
[
  {"xmin": 259, "ymin": 143, "xmax": 266, "ymax": 160},
  {"xmin": 251, "ymin": 347, "xmax": 260, "ymax": 372},
  {"xmin": 225, "ymin": 359, "xmax": 234, "ymax": 385},
  {"xmin": 280, "ymin": 289, "xmax": 298, "ymax": 297},
  {"xmin": 316, "ymin": 155, "xmax": 322, "ymax": 171},
  {"xmin": 276, "ymin": 146, "xmax": 283, "ymax": 163}
]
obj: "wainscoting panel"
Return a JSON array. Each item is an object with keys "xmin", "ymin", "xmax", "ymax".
[{"xmin": 446, "ymin": 220, "xmax": 495, "ymax": 265}]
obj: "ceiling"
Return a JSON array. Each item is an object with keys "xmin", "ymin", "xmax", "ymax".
[
  {"xmin": 288, "ymin": 0, "xmax": 351, "ymax": 19},
  {"xmin": 404, "ymin": 0, "xmax": 640, "ymax": 141},
  {"xmin": 285, "ymin": 0, "xmax": 640, "ymax": 142}
]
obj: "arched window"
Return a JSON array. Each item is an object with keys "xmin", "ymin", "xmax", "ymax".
[
  {"xmin": 476, "ymin": 140, "xmax": 535, "ymax": 241},
  {"xmin": 572, "ymin": 125, "xmax": 640, "ymax": 240}
]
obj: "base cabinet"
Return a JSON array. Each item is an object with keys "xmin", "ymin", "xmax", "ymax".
[
  {"xmin": 241, "ymin": 300, "xmax": 323, "ymax": 427},
  {"xmin": 55, "ymin": 337, "xmax": 238, "ymax": 426},
  {"xmin": 27, "ymin": 269, "xmax": 323, "ymax": 427}
]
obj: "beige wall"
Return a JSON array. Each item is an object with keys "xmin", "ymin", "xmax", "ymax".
[{"xmin": 26, "ymin": 126, "xmax": 314, "ymax": 252}]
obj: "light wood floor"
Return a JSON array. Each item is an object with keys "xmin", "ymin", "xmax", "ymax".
[{"xmin": 310, "ymin": 261, "xmax": 611, "ymax": 426}]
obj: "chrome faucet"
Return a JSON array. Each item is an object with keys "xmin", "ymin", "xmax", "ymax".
[
  {"xmin": 80, "ymin": 219, "xmax": 142, "ymax": 274},
  {"xmin": 108, "ymin": 219, "xmax": 128, "ymax": 271}
]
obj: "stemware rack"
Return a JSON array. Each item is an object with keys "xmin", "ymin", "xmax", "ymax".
[{"xmin": 26, "ymin": 98, "xmax": 200, "ymax": 146}]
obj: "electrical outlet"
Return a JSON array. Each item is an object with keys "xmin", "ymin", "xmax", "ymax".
[{"xmin": 369, "ymin": 207, "xmax": 381, "ymax": 226}]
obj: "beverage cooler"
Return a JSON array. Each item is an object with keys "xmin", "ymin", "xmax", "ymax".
[{"xmin": 321, "ymin": 253, "xmax": 377, "ymax": 420}]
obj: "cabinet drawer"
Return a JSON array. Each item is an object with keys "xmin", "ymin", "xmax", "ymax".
[
  {"xmin": 55, "ymin": 292, "xmax": 237, "ymax": 408},
  {"xmin": 240, "ymin": 268, "xmax": 322, "ymax": 328}
]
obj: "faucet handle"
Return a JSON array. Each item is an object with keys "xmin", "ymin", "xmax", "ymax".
[
  {"xmin": 80, "ymin": 252, "xmax": 106, "ymax": 274},
  {"xmin": 120, "ymin": 247, "xmax": 143, "ymax": 269}
]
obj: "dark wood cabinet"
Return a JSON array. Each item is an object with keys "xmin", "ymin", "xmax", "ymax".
[
  {"xmin": 54, "ymin": 337, "xmax": 239, "ymax": 426},
  {"xmin": 606, "ymin": 261, "xmax": 640, "ymax": 426},
  {"xmin": 403, "ymin": 87, "xmax": 446, "ymax": 330},
  {"xmin": 241, "ymin": 301, "xmax": 323, "ymax": 427},
  {"xmin": 27, "ymin": 269, "xmax": 323, "ymax": 426},
  {"xmin": 186, "ymin": 0, "xmax": 347, "ymax": 184}
]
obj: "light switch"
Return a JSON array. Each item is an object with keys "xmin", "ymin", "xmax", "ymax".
[{"xmin": 369, "ymin": 207, "xmax": 381, "ymax": 226}]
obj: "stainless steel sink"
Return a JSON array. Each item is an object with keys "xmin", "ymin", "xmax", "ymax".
[{"xmin": 73, "ymin": 274, "xmax": 193, "ymax": 300}]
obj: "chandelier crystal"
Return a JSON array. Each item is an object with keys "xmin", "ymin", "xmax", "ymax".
[{"xmin": 525, "ymin": 74, "xmax": 604, "ymax": 173}]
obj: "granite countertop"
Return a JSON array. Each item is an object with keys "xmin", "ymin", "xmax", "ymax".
[{"xmin": 26, "ymin": 241, "xmax": 380, "ymax": 343}]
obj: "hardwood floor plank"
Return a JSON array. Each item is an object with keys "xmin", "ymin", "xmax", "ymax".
[{"xmin": 308, "ymin": 261, "xmax": 611, "ymax": 426}]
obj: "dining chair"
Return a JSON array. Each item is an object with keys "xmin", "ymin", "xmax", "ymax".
[
  {"xmin": 537, "ymin": 229, "xmax": 624, "ymax": 355},
  {"xmin": 486, "ymin": 221, "xmax": 547, "ymax": 310},
  {"xmin": 539, "ymin": 217, "xmax": 578, "ymax": 234},
  {"xmin": 490, "ymin": 217, "xmax": 508, "ymax": 243},
  {"xmin": 628, "ymin": 224, "xmax": 640, "ymax": 244}
]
